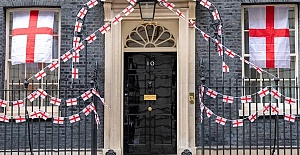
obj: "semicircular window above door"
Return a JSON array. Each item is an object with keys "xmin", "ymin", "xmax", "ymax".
[{"xmin": 125, "ymin": 23, "xmax": 176, "ymax": 48}]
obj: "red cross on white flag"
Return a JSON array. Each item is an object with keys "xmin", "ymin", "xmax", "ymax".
[
  {"xmin": 66, "ymin": 98, "xmax": 78, "ymax": 106},
  {"xmin": 30, "ymin": 110, "xmax": 41, "ymax": 119},
  {"xmin": 222, "ymin": 95, "xmax": 234, "ymax": 103},
  {"xmin": 270, "ymin": 88, "xmax": 281, "ymax": 100},
  {"xmin": 218, "ymin": 25, "xmax": 222, "ymax": 36},
  {"xmin": 86, "ymin": 33, "xmax": 97, "ymax": 44},
  {"xmin": 69, "ymin": 114, "xmax": 80, "ymax": 123},
  {"xmin": 73, "ymin": 37, "xmax": 80, "ymax": 48},
  {"xmin": 205, "ymin": 108, "xmax": 213, "ymax": 118},
  {"xmin": 27, "ymin": 92, "xmax": 38, "ymax": 102},
  {"xmin": 199, "ymin": 86, "xmax": 205, "ymax": 103},
  {"xmin": 263, "ymin": 104, "xmax": 270, "ymax": 113},
  {"xmin": 77, "ymin": 8, "xmax": 87, "ymax": 19},
  {"xmin": 37, "ymin": 89, "xmax": 47, "ymax": 99},
  {"xmin": 176, "ymin": 10, "xmax": 185, "ymax": 19},
  {"xmin": 201, "ymin": 31, "xmax": 210, "ymax": 41},
  {"xmin": 35, "ymin": 70, "xmax": 46, "ymax": 80},
  {"xmin": 53, "ymin": 117, "xmax": 64, "ymax": 124},
  {"xmin": 15, "ymin": 116, "xmax": 26, "ymax": 123},
  {"xmin": 47, "ymin": 61, "xmax": 59, "ymax": 71},
  {"xmin": 99, "ymin": 23, "xmax": 111, "ymax": 34},
  {"xmin": 248, "ymin": 113, "xmax": 257, "ymax": 122},
  {"xmin": 284, "ymin": 97, "xmax": 296, "ymax": 105},
  {"xmin": 232, "ymin": 119, "xmax": 243, "ymax": 127},
  {"xmin": 92, "ymin": 88, "xmax": 101, "ymax": 98},
  {"xmin": 112, "ymin": 14, "xmax": 123, "ymax": 25},
  {"xmin": 95, "ymin": 113, "xmax": 100, "ymax": 129},
  {"xmin": 253, "ymin": 65, "xmax": 263, "ymax": 74},
  {"xmin": 50, "ymin": 97, "xmax": 62, "ymax": 106},
  {"xmin": 225, "ymin": 49, "xmax": 236, "ymax": 58},
  {"xmin": 164, "ymin": 2, "xmax": 175, "ymax": 10},
  {"xmin": 61, "ymin": 51, "xmax": 72, "ymax": 62},
  {"xmin": 222, "ymin": 62, "xmax": 229, "ymax": 73},
  {"xmin": 123, "ymin": 5, "xmax": 134, "ymax": 16},
  {"xmin": 74, "ymin": 42, "xmax": 85, "ymax": 53},
  {"xmin": 83, "ymin": 105, "xmax": 92, "ymax": 116},
  {"xmin": 206, "ymin": 88, "xmax": 218, "ymax": 98},
  {"xmin": 214, "ymin": 39, "xmax": 223, "ymax": 56},
  {"xmin": 11, "ymin": 10, "xmax": 54, "ymax": 65},
  {"xmin": 13, "ymin": 100, "xmax": 24, "ymax": 108},
  {"xmin": 86, "ymin": 0, "xmax": 98, "ymax": 9},
  {"xmin": 89, "ymin": 103, "xmax": 97, "ymax": 113},
  {"xmin": 72, "ymin": 68, "xmax": 79, "ymax": 79},
  {"xmin": 74, "ymin": 21, "xmax": 83, "ymax": 33},
  {"xmin": 0, "ymin": 99, "xmax": 8, "ymax": 108},
  {"xmin": 249, "ymin": 6, "xmax": 290, "ymax": 68},
  {"xmin": 200, "ymin": 0, "xmax": 211, "ymax": 9},
  {"xmin": 284, "ymin": 114, "xmax": 295, "ymax": 122},
  {"xmin": 212, "ymin": 10, "xmax": 220, "ymax": 20},
  {"xmin": 258, "ymin": 87, "xmax": 269, "ymax": 98},
  {"xmin": 0, "ymin": 115, "xmax": 9, "ymax": 123},
  {"xmin": 271, "ymin": 104, "xmax": 279, "ymax": 115},
  {"xmin": 40, "ymin": 111, "xmax": 49, "ymax": 120},
  {"xmin": 73, "ymin": 52, "xmax": 80, "ymax": 63},
  {"xmin": 81, "ymin": 90, "xmax": 93, "ymax": 101},
  {"xmin": 127, "ymin": 0, "xmax": 137, "ymax": 6},
  {"xmin": 215, "ymin": 116, "xmax": 227, "ymax": 125},
  {"xmin": 189, "ymin": 19, "xmax": 196, "ymax": 28},
  {"xmin": 240, "ymin": 95, "xmax": 252, "ymax": 103}
]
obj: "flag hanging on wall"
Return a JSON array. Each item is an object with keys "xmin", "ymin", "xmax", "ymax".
[
  {"xmin": 11, "ymin": 10, "xmax": 54, "ymax": 65},
  {"xmin": 248, "ymin": 6, "xmax": 290, "ymax": 68}
]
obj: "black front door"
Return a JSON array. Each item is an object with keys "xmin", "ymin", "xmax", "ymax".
[{"xmin": 124, "ymin": 52, "xmax": 177, "ymax": 155}]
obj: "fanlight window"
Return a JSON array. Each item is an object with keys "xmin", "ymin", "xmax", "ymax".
[{"xmin": 125, "ymin": 23, "xmax": 176, "ymax": 48}]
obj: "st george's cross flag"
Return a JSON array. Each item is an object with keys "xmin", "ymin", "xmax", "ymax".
[
  {"xmin": 11, "ymin": 10, "xmax": 54, "ymax": 65},
  {"xmin": 248, "ymin": 6, "xmax": 290, "ymax": 68}
]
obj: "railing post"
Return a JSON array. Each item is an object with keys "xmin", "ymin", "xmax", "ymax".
[
  {"xmin": 24, "ymin": 80, "xmax": 34, "ymax": 155},
  {"xmin": 90, "ymin": 63, "xmax": 98, "ymax": 155},
  {"xmin": 272, "ymin": 77, "xmax": 279, "ymax": 155}
]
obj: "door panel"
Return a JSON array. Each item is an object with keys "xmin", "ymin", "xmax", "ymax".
[{"xmin": 124, "ymin": 52, "xmax": 177, "ymax": 155}]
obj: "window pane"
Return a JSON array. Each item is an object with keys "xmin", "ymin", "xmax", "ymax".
[
  {"xmin": 289, "ymin": 8, "xmax": 295, "ymax": 29},
  {"xmin": 244, "ymin": 32, "xmax": 249, "ymax": 54},
  {"xmin": 244, "ymin": 8, "xmax": 249, "ymax": 30},
  {"xmin": 9, "ymin": 63, "xmax": 25, "ymax": 82},
  {"xmin": 279, "ymin": 56, "xmax": 295, "ymax": 78},
  {"xmin": 290, "ymin": 31, "xmax": 295, "ymax": 54},
  {"xmin": 25, "ymin": 63, "xmax": 44, "ymax": 82}
]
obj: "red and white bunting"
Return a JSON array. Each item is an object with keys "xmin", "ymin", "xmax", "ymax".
[
  {"xmin": 35, "ymin": 70, "xmax": 46, "ymax": 80},
  {"xmin": 127, "ymin": 0, "xmax": 137, "ymax": 6},
  {"xmin": 50, "ymin": 97, "xmax": 62, "ymax": 106},
  {"xmin": 218, "ymin": 24, "xmax": 222, "ymax": 36},
  {"xmin": 61, "ymin": 51, "xmax": 72, "ymax": 62},
  {"xmin": 73, "ymin": 37, "xmax": 80, "ymax": 48},
  {"xmin": 232, "ymin": 119, "xmax": 243, "ymax": 127},
  {"xmin": 86, "ymin": 33, "xmax": 97, "ymax": 44},
  {"xmin": 83, "ymin": 105, "xmax": 92, "ymax": 116},
  {"xmin": 263, "ymin": 104, "xmax": 270, "ymax": 114},
  {"xmin": 27, "ymin": 91, "xmax": 38, "ymax": 102},
  {"xmin": 258, "ymin": 87, "xmax": 269, "ymax": 98},
  {"xmin": 0, "ymin": 115, "xmax": 9, "ymax": 123},
  {"xmin": 0, "ymin": 99, "xmax": 8, "ymax": 108},
  {"xmin": 77, "ymin": 8, "xmax": 87, "ymax": 19},
  {"xmin": 13, "ymin": 100, "xmax": 24, "ymax": 108},
  {"xmin": 270, "ymin": 88, "xmax": 281, "ymax": 100},
  {"xmin": 253, "ymin": 65, "xmax": 263, "ymax": 74},
  {"xmin": 212, "ymin": 10, "xmax": 220, "ymax": 20},
  {"xmin": 99, "ymin": 23, "xmax": 111, "ymax": 34},
  {"xmin": 200, "ymin": 0, "xmax": 211, "ymax": 9},
  {"xmin": 73, "ymin": 52, "xmax": 80, "ymax": 63},
  {"xmin": 206, "ymin": 88, "xmax": 217, "ymax": 98},
  {"xmin": 37, "ymin": 89, "xmax": 47, "ymax": 99},
  {"xmin": 66, "ymin": 98, "xmax": 78, "ymax": 106},
  {"xmin": 30, "ymin": 110, "xmax": 41, "ymax": 119},
  {"xmin": 248, "ymin": 113, "xmax": 257, "ymax": 122},
  {"xmin": 284, "ymin": 114, "xmax": 296, "ymax": 122},
  {"xmin": 199, "ymin": 86, "xmax": 205, "ymax": 103},
  {"xmin": 72, "ymin": 68, "xmax": 79, "ymax": 79},
  {"xmin": 240, "ymin": 95, "xmax": 251, "ymax": 103},
  {"xmin": 53, "ymin": 117, "xmax": 64, "ymax": 124},
  {"xmin": 284, "ymin": 97, "xmax": 296, "ymax": 105},
  {"xmin": 69, "ymin": 114, "xmax": 80, "ymax": 123},
  {"xmin": 86, "ymin": 0, "xmax": 98, "ymax": 9},
  {"xmin": 81, "ymin": 90, "xmax": 93, "ymax": 101},
  {"xmin": 123, "ymin": 5, "xmax": 134, "ymax": 16},
  {"xmin": 240, "ymin": 57, "xmax": 250, "ymax": 64},
  {"xmin": 214, "ymin": 39, "xmax": 223, "ymax": 56},
  {"xmin": 175, "ymin": 10, "xmax": 185, "ymax": 19},
  {"xmin": 75, "ymin": 21, "xmax": 83, "ymax": 32},
  {"xmin": 92, "ymin": 88, "xmax": 101, "ymax": 98},
  {"xmin": 205, "ymin": 107, "xmax": 213, "ymax": 118},
  {"xmin": 75, "ymin": 42, "xmax": 85, "ymax": 53},
  {"xmin": 215, "ymin": 116, "xmax": 226, "ymax": 125},
  {"xmin": 201, "ymin": 31, "xmax": 210, "ymax": 41},
  {"xmin": 222, "ymin": 62, "xmax": 229, "ymax": 73},
  {"xmin": 225, "ymin": 49, "xmax": 236, "ymax": 58},
  {"xmin": 200, "ymin": 103, "xmax": 204, "ymax": 122},
  {"xmin": 95, "ymin": 113, "xmax": 100, "ymax": 129},
  {"xmin": 188, "ymin": 19, "xmax": 196, "ymax": 28},
  {"xmin": 222, "ymin": 95, "xmax": 234, "ymax": 103},
  {"xmin": 47, "ymin": 61, "xmax": 59, "ymax": 71},
  {"xmin": 271, "ymin": 104, "xmax": 279, "ymax": 115},
  {"xmin": 90, "ymin": 103, "xmax": 96, "ymax": 113},
  {"xmin": 40, "ymin": 111, "xmax": 49, "ymax": 120},
  {"xmin": 15, "ymin": 116, "xmax": 26, "ymax": 123},
  {"xmin": 112, "ymin": 14, "xmax": 123, "ymax": 25},
  {"xmin": 164, "ymin": 2, "xmax": 175, "ymax": 10}
]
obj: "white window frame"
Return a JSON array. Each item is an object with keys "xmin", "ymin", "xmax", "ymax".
[
  {"xmin": 3, "ymin": 8, "xmax": 61, "ymax": 117},
  {"xmin": 241, "ymin": 4, "xmax": 299, "ymax": 116}
]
